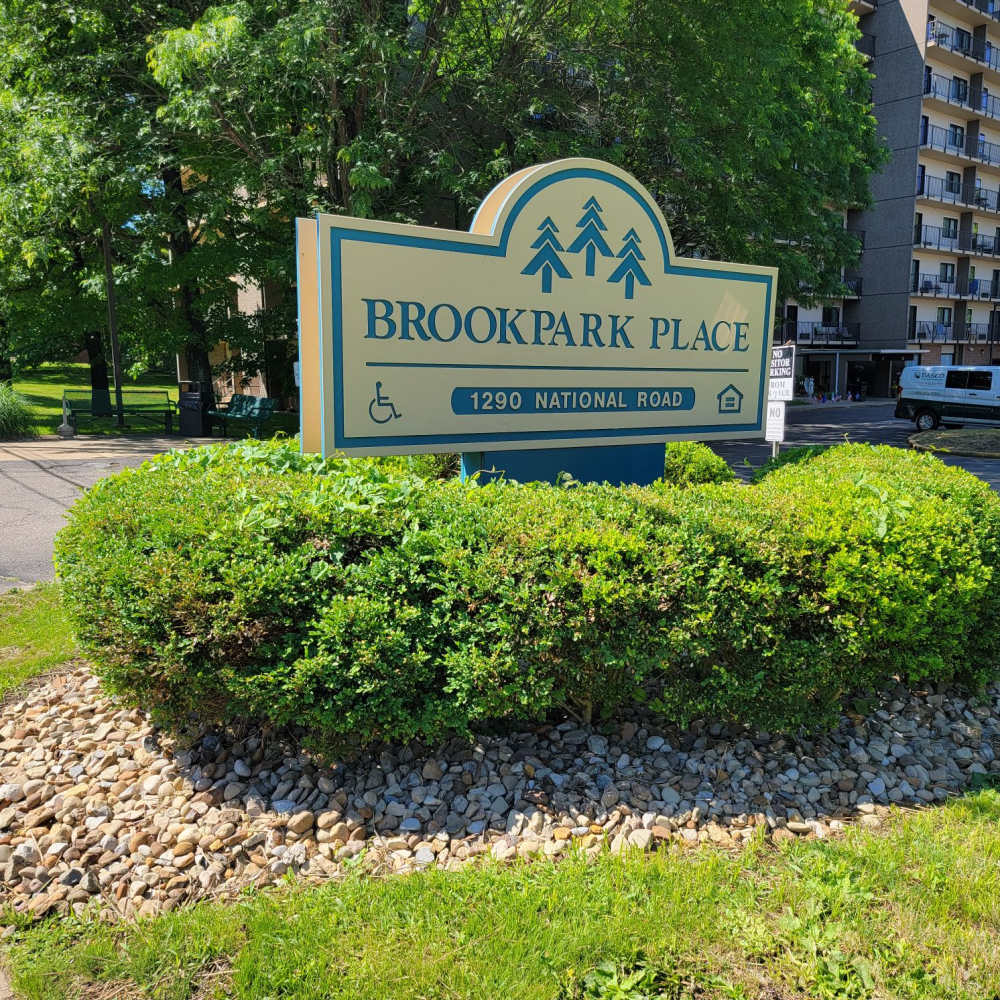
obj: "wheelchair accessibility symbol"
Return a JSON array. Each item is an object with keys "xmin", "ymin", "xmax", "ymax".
[{"xmin": 368, "ymin": 381, "xmax": 402, "ymax": 424}]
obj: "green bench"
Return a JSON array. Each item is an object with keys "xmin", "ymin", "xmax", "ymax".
[
  {"xmin": 207, "ymin": 393, "xmax": 277, "ymax": 438},
  {"xmin": 61, "ymin": 388, "xmax": 177, "ymax": 433}
]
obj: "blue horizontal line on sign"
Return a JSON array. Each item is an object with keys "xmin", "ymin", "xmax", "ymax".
[
  {"xmin": 365, "ymin": 361, "xmax": 750, "ymax": 374},
  {"xmin": 452, "ymin": 387, "xmax": 697, "ymax": 415}
]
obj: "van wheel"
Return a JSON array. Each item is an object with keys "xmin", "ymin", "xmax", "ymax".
[{"xmin": 915, "ymin": 409, "xmax": 939, "ymax": 431}]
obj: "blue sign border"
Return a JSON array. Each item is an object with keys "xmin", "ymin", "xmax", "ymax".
[{"xmin": 321, "ymin": 165, "xmax": 773, "ymax": 453}]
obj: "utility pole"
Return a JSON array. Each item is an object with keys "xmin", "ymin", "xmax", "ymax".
[{"xmin": 101, "ymin": 220, "xmax": 125, "ymax": 428}]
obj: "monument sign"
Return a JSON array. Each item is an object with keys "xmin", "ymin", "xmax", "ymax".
[{"xmin": 297, "ymin": 158, "xmax": 777, "ymax": 483}]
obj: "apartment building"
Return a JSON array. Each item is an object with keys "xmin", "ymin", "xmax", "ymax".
[{"xmin": 785, "ymin": 0, "xmax": 1000, "ymax": 397}]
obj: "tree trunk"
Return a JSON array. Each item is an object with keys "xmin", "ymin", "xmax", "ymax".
[
  {"xmin": 162, "ymin": 163, "xmax": 215, "ymax": 406},
  {"xmin": 85, "ymin": 331, "xmax": 112, "ymax": 416}
]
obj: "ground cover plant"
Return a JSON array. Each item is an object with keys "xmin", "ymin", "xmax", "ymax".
[
  {"xmin": 6, "ymin": 789, "xmax": 1000, "ymax": 1000},
  {"xmin": 0, "ymin": 584, "xmax": 76, "ymax": 698},
  {"xmin": 53, "ymin": 440, "xmax": 1000, "ymax": 744}
]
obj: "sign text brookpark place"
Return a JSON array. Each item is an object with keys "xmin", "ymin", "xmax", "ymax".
[{"xmin": 296, "ymin": 158, "xmax": 777, "ymax": 466}]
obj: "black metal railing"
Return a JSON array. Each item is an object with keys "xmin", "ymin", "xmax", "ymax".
[
  {"xmin": 910, "ymin": 320, "xmax": 994, "ymax": 342},
  {"xmin": 914, "ymin": 222, "xmax": 961, "ymax": 251},
  {"xmin": 924, "ymin": 71, "xmax": 971, "ymax": 110},
  {"xmin": 920, "ymin": 122, "xmax": 969, "ymax": 158},
  {"xmin": 913, "ymin": 273, "xmax": 958, "ymax": 296},
  {"xmin": 926, "ymin": 20, "xmax": 1000, "ymax": 73},
  {"xmin": 917, "ymin": 172, "xmax": 968, "ymax": 206},
  {"xmin": 956, "ymin": 0, "xmax": 1000, "ymax": 23},
  {"xmin": 961, "ymin": 277, "xmax": 1000, "ymax": 298},
  {"xmin": 786, "ymin": 321, "xmax": 860, "ymax": 345}
]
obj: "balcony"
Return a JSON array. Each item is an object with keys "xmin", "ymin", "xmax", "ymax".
[
  {"xmin": 844, "ymin": 276, "xmax": 862, "ymax": 297},
  {"xmin": 952, "ymin": 0, "xmax": 1000, "ymax": 24},
  {"xmin": 920, "ymin": 122, "xmax": 969, "ymax": 159},
  {"xmin": 962, "ymin": 276, "xmax": 1000, "ymax": 298},
  {"xmin": 926, "ymin": 20, "xmax": 1000, "ymax": 75},
  {"xmin": 849, "ymin": 0, "xmax": 876, "ymax": 14},
  {"xmin": 923, "ymin": 71, "xmax": 1000, "ymax": 122},
  {"xmin": 913, "ymin": 272, "xmax": 958, "ymax": 296},
  {"xmin": 918, "ymin": 172, "xmax": 1000, "ymax": 211},
  {"xmin": 913, "ymin": 222, "xmax": 1000, "ymax": 256},
  {"xmin": 910, "ymin": 320, "xmax": 995, "ymax": 342},
  {"xmin": 787, "ymin": 321, "xmax": 860, "ymax": 346},
  {"xmin": 914, "ymin": 222, "xmax": 961, "ymax": 252}
]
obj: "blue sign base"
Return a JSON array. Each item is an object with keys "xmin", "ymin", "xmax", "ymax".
[{"xmin": 460, "ymin": 443, "xmax": 666, "ymax": 486}]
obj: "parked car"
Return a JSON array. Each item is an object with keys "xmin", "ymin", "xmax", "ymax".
[{"xmin": 895, "ymin": 365, "xmax": 1000, "ymax": 430}]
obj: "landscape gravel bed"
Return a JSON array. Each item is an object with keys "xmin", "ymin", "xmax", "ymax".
[{"xmin": 1, "ymin": 666, "xmax": 999, "ymax": 921}]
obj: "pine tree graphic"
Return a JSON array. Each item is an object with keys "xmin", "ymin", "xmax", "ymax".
[
  {"xmin": 608, "ymin": 228, "xmax": 652, "ymax": 300},
  {"xmin": 567, "ymin": 196, "xmax": 613, "ymax": 276},
  {"xmin": 522, "ymin": 217, "xmax": 572, "ymax": 294}
]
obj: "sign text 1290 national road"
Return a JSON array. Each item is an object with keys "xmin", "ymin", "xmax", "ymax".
[{"xmin": 296, "ymin": 158, "xmax": 777, "ymax": 457}]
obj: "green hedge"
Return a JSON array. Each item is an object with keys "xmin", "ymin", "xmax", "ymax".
[
  {"xmin": 54, "ymin": 441, "xmax": 1000, "ymax": 743},
  {"xmin": 662, "ymin": 441, "xmax": 734, "ymax": 486}
]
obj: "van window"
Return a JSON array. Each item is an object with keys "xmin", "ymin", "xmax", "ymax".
[
  {"xmin": 946, "ymin": 370, "xmax": 970, "ymax": 388},
  {"xmin": 969, "ymin": 371, "xmax": 993, "ymax": 390}
]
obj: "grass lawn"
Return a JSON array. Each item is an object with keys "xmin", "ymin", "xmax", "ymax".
[
  {"xmin": 4, "ymin": 791, "xmax": 1000, "ymax": 999},
  {"xmin": 13, "ymin": 363, "xmax": 179, "ymax": 437},
  {"xmin": 911, "ymin": 426, "xmax": 1000, "ymax": 458},
  {"xmin": 0, "ymin": 584, "xmax": 77, "ymax": 699}
]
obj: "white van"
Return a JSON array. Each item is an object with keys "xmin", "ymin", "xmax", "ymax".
[{"xmin": 895, "ymin": 365, "xmax": 1000, "ymax": 430}]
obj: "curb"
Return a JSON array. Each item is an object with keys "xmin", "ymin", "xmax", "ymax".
[{"xmin": 908, "ymin": 432, "xmax": 1000, "ymax": 459}]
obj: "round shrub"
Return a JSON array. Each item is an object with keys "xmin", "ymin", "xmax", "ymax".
[
  {"xmin": 661, "ymin": 441, "xmax": 734, "ymax": 486},
  {"xmin": 54, "ymin": 440, "xmax": 1000, "ymax": 743}
]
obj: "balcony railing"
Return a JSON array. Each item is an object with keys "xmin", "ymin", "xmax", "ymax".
[
  {"xmin": 926, "ymin": 20, "xmax": 1000, "ymax": 74},
  {"xmin": 785, "ymin": 321, "xmax": 860, "ymax": 346},
  {"xmin": 914, "ymin": 222, "xmax": 961, "ymax": 251},
  {"xmin": 913, "ymin": 273, "xmax": 958, "ymax": 296},
  {"xmin": 955, "ymin": 0, "xmax": 1000, "ymax": 23},
  {"xmin": 921, "ymin": 122, "xmax": 969, "ymax": 158},
  {"xmin": 923, "ymin": 71, "xmax": 1000, "ymax": 121},
  {"xmin": 910, "ymin": 320, "xmax": 994, "ymax": 342},
  {"xmin": 917, "ymin": 172, "xmax": 969, "ymax": 206},
  {"xmin": 963, "ymin": 276, "xmax": 1000, "ymax": 298}
]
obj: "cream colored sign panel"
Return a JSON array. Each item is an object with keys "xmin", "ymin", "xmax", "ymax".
[{"xmin": 301, "ymin": 158, "xmax": 777, "ymax": 456}]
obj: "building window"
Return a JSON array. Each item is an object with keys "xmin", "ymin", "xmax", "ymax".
[
  {"xmin": 822, "ymin": 306, "xmax": 840, "ymax": 327},
  {"xmin": 917, "ymin": 164, "xmax": 926, "ymax": 194},
  {"xmin": 940, "ymin": 262, "xmax": 955, "ymax": 282},
  {"xmin": 956, "ymin": 27, "xmax": 972, "ymax": 52},
  {"xmin": 949, "ymin": 123, "xmax": 966, "ymax": 148},
  {"xmin": 952, "ymin": 76, "xmax": 969, "ymax": 103},
  {"xmin": 911, "ymin": 258, "xmax": 920, "ymax": 290},
  {"xmin": 943, "ymin": 217, "xmax": 959, "ymax": 238},
  {"xmin": 938, "ymin": 306, "xmax": 953, "ymax": 325},
  {"xmin": 946, "ymin": 170, "xmax": 962, "ymax": 194},
  {"xmin": 942, "ymin": 352, "xmax": 954, "ymax": 365}
]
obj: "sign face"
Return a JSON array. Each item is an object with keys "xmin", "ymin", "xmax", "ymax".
[
  {"xmin": 765, "ymin": 400, "xmax": 786, "ymax": 443},
  {"xmin": 297, "ymin": 158, "xmax": 777, "ymax": 456},
  {"xmin": 769, "ymin": 345, "xmax": 795, "ymax": 402}
]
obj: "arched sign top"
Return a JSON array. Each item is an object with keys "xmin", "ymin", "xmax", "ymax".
[
  {"xmin": 470, "ymin": 158, "xmax": 677, "ymax": 272},
  {"xmin": 295, "ymin": 158, "xmax": 777, "ymax": 459}
]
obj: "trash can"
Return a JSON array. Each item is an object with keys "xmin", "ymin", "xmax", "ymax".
[{"xmin": 177, "ymin": 381, "xmax": 213, "ymax": 436}]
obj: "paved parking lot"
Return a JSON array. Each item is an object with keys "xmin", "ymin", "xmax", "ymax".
[{"xmin": 2, "ymin": 406, "xmax": 1000, "ymax": 592}]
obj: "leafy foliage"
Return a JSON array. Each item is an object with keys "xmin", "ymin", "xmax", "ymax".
[
  {"xmin": 0, "ymin": 382, "xmax": 36, "ymax": 439},
  {"xmin": 751, "ymin": 444, "xmax": 831, "ymax": 482},
  {"xmin": 54, "ymin": 441, "xmax": 1000, "ymax": 744},
  {"xmin": 1, "ymin": 0, "xmax": 884, "ymax": 384},
  {"xmin": 661, "ymin": 441, "xmax": 734, "ymax": 486}
]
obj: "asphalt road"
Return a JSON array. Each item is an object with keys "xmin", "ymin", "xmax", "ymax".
[
  {"xmin": 0, "ymin": 437, "xmax": 201, "ymax": 593},
  {"xmin": 3, "ymin": 406, "xmax": 1000, "ymax": 592}
]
